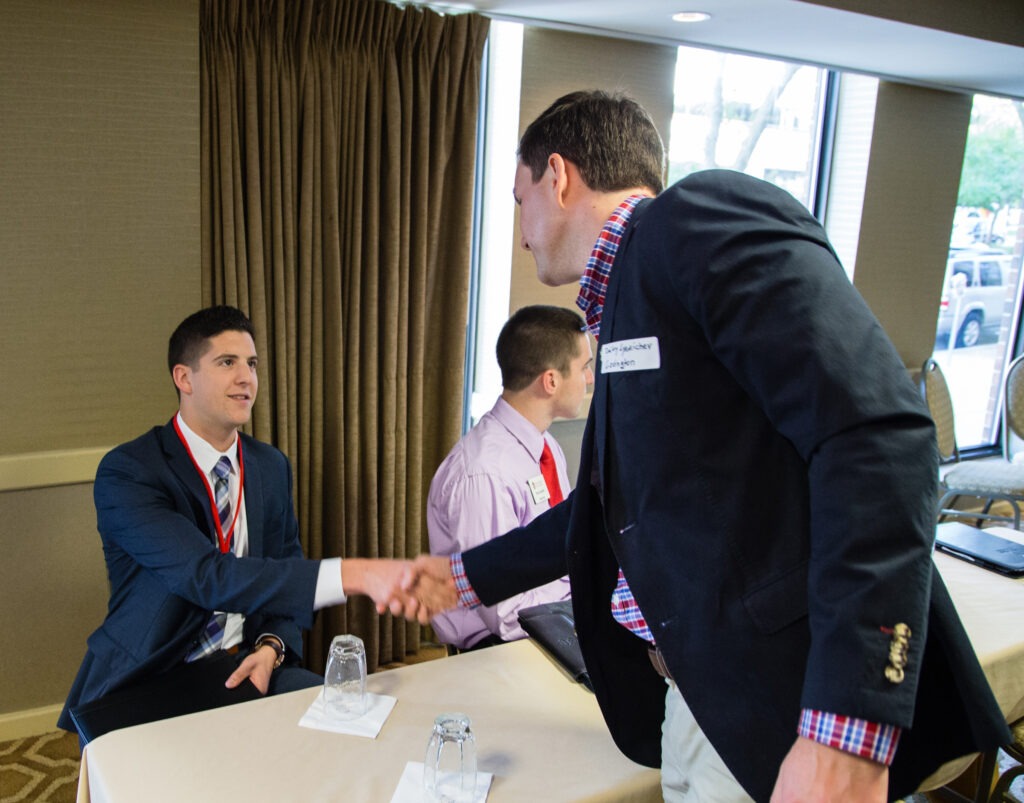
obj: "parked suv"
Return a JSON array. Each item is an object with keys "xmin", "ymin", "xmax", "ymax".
[{"xmin": 935, "ymin": 248, "xmax": 1015, "ymax": 348}]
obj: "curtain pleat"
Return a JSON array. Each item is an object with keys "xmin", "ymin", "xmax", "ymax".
[{"xmin": 200, "ymin": 0, "xmax": 489, "ymax": 671}]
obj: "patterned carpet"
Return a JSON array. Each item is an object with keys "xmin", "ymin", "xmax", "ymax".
[{"xmin": 0, "ymin": 730, "xmax": 80, "ymax": 803}]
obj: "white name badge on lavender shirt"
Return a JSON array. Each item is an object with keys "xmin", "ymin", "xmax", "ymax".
[{"xmin": 528, "ymin": 475, "xmax": 549, "ymax": 505}]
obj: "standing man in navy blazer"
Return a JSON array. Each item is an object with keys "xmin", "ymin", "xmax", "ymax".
[
  {"xmin": 404, "ymin": 91, "xmax": 1009, "ymax": 801},
  {"xmin": 59, "ymin": 306, "xmax": 410, "ymax": 738}
]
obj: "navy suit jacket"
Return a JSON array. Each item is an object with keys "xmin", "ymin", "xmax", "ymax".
[
  {"xmin": 462, "ymin": 170, "xmax": 1009, "ymax": 800},
  {"xmin": 59, "ymin": 420, "xmax": 320, "ymax": 731}
]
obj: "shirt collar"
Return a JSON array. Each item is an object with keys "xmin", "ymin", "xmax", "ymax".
[
  {"xmin": 490, "ymin": 396, "xmax": 548, "ymax": 462},
  {"xmin": 175, "ymin": 413, "xmax": 238, "ymax": 477},
  {"xmin": 575, "ymin": 193, "xmax": 650, "ymax": 337}
]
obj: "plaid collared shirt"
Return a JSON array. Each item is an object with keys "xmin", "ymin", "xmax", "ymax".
[
  {"xmin": 448, "ymin": 192, "xmax": 900, "ymax": 765},
  {"xmin": 576, "ymin": 194, "xmax": 648, "ymax": 337}
]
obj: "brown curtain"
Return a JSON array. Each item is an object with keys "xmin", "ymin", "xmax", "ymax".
[{"xmin": 199, "ymin": 0, "xmax": 489, "ymax": 671}]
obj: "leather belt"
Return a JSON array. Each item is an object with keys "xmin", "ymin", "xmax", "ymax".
[
  {"xmin": 223, "ymin": 644, "xmax": 242, "ymax": 656},
  {"xmin": 648, "ymin": 647, "xmax": 673, "ymax": 682}
]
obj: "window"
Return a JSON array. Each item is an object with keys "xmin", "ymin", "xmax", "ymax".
[
  {"xmin": 464, "ymin": 21, "xmax": 524, "ymax": 430},
  {"xmin": 980, "ymin": 261, "xmax": 1003, "ymax": 287},
  {"xmin": 669, "ymin": 46, "xmax": 829, "ymax": 211},
  {"xmin": 930, "ymin": 95, "xmax": 1024, "ymax": 451}
]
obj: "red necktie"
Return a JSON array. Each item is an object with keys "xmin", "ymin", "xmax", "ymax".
[{"xmin": 539, "ymin": 441, "xmax": 563, "ymax": 507}]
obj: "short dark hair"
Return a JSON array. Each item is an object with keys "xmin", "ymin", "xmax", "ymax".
[
  {"xmin": 167, "ymin": 305, "xmax": 255, "ymax": 375},
  {"xmin": 496, "ymin": 305, "xmax": 587, "ymax": 392},
  {"xmin": 518, "ymin": 90, "xmax": 665, "ymax": 195}
]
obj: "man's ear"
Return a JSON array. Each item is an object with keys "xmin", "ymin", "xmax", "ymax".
[
  {"xmin": 172, "ymin": 364, "xmax": 192, "ymax": 397},
  {"xmin": 540, "ymin": 367, "xmax": 559, "ymax": 396},
  {"xmin": 548, "ymin": 153, "xmax": 571, "ymax": 208}
]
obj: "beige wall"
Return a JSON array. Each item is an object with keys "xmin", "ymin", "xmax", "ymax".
[
  {"xmin": 803, "ymin": 0, "xmax": 1024, "ymax": 48},
  {"xmin": 852, "ymin": 82, "xmax": 973, "ymax": 370},
  {"xmin": 1, "ymin": 0, "xmax": 200, "ymax": 457},
  {"xmin": 0, "ymin": 484, "xmax": 109, "ymax": 710},
  {"xmin": 0, "ymin": 0, "xmax": 199, "ymax": 726}
]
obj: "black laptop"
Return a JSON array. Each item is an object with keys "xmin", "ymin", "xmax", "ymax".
[
  {"xmin": 934, "ymin": 522, "xmax": 1024, "ymax": 577},
  {"xmin": 517, "ymin": 600, "xmax": 593, "ymax": 692}
]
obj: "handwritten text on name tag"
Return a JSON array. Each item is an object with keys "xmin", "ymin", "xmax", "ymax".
[{"xmin": 600, "ymin": 336, "xmax": 661, "ymax": 373}]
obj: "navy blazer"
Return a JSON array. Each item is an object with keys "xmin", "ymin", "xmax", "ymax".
[
  {"xmin": 463, "ymin": 170, "xmax": 1009, "ymax": 800},
  {"xmin": 59, "ymin": 420, "xmax": 320, "ymax": 731}
]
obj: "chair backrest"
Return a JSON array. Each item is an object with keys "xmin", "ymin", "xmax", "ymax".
[
  {"xmin": 1003, "ymin": 354, "xmax": 1024, "ymax": 459},
  {"xmin": 920, "ymin": 358, "xmax": 959, "ymax": 464}
]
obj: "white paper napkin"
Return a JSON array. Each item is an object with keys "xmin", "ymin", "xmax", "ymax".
[
  {"xmin": 390, "ymin": 761, "xmax": 492, "ymax": 803},
  {"xmin": 298, "ymin": 690, "xmax": 397, "ymax": 737}
]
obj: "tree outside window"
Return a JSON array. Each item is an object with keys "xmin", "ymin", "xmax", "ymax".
[{"xmin": 669, "ymin": 47, "xmax": 825, "ymax": 209}]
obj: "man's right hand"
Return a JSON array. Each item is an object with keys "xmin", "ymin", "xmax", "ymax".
[
  {"xmin": 401, "ymin": 555, "xmax": 460, "ymax": 624},
  {"xmin": 340, "ymin": 558, "xmax": 421, "ymax": 618}
]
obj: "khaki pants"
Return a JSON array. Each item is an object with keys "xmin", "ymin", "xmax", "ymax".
[{"xmin": 661, "ymin": 679, "xmax": 755, "ymax": 803}]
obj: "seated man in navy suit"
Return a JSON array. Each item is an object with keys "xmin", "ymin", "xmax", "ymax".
[{"xmin": 60, "ymin": 305, "xmax": 411, "ymax": 739}]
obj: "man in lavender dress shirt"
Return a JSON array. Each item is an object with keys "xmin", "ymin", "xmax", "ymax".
[{"xmin": 427, "ymin": 305, "xmax": 593, "ymax": 650}]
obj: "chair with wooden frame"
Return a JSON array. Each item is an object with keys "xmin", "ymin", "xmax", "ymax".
[
  {"xmin": 988, "ymin": 717, "xmax": 1024, "ymax": 802},
  {"xmin": 919, "ymin": 358, "xmax": 1024, "ymax": 529}
]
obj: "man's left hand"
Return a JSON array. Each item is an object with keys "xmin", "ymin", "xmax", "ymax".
[
  {"xmin": 770, "ymin": 737, "xmax": 888, "ymax": 803},
  {"xmin": 224, "ymin": 645, "xmax": 277, "ymax": 695}
]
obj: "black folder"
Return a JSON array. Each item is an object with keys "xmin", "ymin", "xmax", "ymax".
[
  {"xmin": 934, "ymin": 522, "xmax": 1024, "ymax": 577},
  {"xmin": 517, "ymin": 600, "xmax": 593, "ymax": 692},
  {"xmin": 69, "ymin": 651, "xmax": 263, "ymax": 745}
]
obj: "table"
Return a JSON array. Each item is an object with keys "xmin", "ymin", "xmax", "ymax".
[
  {"xmin": 76, "ymin": 544, "xmax": 1024, "ymax": 802},
  {"xmin": 933, "ymin": 531, "xmax": 1024, "ymax": 725},
  {"xmin": 76, "ymin": 638, "xmax": 660, "ymax": 802},
  {"xmin": 919, "ymin": 528, "xmax": 1024, "ymax": 794}
]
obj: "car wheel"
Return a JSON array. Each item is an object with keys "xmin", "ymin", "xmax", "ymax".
[{"xmin": 956, "ymin": 312, "xmax": 983, "ymax": 348}]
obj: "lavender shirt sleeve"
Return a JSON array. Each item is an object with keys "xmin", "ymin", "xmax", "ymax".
[{"xmin": 426, "ymin": 404, "xmax": 572, "ymax": 648}]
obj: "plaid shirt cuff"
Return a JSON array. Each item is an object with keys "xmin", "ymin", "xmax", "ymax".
[
  {"xmin": 449, "ymin": 553, "xmax": 481, "ymax": 608},
  {"xmin": 798, "ymin": 709, "xmax": 901, "ymax": 765}
]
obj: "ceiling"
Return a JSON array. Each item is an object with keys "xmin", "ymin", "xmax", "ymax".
[{"xmin": 419, "ymin": 0, "xmax": 1024, "ymax": 99}]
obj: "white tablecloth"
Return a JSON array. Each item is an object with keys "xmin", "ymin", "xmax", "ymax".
[
  {"xmin": 920, "ymin": 530, "xmax": 1024, "ymax": 790},
  {"xmin": 76, "ymin": 542, "xmax": 1024, "ymax": 802},
  {"xmin": 77, "ymin": 639, "xmax": 660, "ymax": 802}
]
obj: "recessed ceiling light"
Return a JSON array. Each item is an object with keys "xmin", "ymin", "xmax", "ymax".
[{"xmin": 672, "ymin": 11, "xmax": 711, "ymax": 23}]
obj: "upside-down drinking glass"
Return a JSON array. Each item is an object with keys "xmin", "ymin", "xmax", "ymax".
[
  {"xmin": 323, "ymin": 634, "xmax": 367, "ymax": 720},
  {"xmin": 423, "ymin": 712, "xmax": 477, "ymax": 802}
]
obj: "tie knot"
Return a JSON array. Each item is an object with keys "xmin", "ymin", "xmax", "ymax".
[
  {"xmin": 540, "ymin": 441, "xmax": 554, "ymax": 467},
  {"xmin": 213, "ymin": 456, "xmax": 232, "ymax": 481}
]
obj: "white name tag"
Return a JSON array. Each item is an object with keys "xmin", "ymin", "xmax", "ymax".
[
  {"xmin": 601, "ymin": 336, "xmax": 661, "ymax": 373},
  {"xmin": 527, "ymin": 474, "xmax": 550, "ymax": 505}
]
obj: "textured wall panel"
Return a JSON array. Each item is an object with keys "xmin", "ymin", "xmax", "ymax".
[{"xmin": 0, "ymin": 0, "xmax": 200, "ymax": 454}]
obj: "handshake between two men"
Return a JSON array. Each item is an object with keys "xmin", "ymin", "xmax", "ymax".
[{"xmin": 343, "ymin": 556, "xmax": 461, "ymax": 624}]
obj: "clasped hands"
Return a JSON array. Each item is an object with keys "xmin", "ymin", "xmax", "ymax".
[{"xmin": 342, "ymin": 555, "xmax": 459, "ymax": 624}]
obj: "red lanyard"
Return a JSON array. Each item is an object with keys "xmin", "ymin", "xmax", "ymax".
[{"xmin": 173, "ymin": 417, "xmax": 245, "ymax": 554}]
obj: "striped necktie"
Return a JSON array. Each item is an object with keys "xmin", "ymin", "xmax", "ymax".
[
  {"xmin": 213, "ymin": 455, "xmax": 232, "ymax": 534},
  {"xmin": 185, "ymin": 456, "xmax": 234, "ymax": 662}
]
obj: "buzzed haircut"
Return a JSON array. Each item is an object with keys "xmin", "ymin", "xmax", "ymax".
[
  {"xmin": 497, "ymin": 305, "xmax": 587, "ymax": 392},
  {"xmin": 518, "ymin": 89, "xmax": 666, "ymax": 195},
  {"xmin": 167, "ymin": 305, "xmax": 255, "ymax": 375}
]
